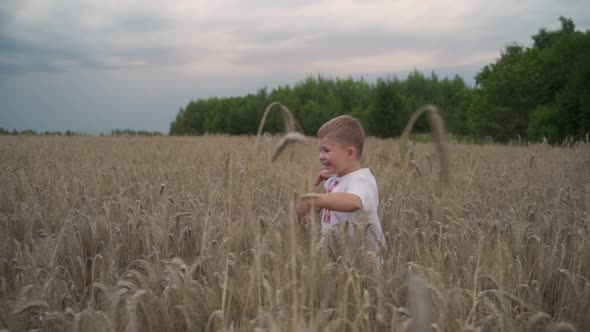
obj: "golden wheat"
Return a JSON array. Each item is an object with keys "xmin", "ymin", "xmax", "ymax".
[
  {"xmin": 271, "ymin": 132, "xmax": 306, "ymax": 162},
  {"xmin": 399, "ymin": 104, "xmax": 449, "ymax": 190},
  {"xmin": 0, "ymin": 135, "xmax": 588, "ymax": 331},
  {"xmin": 255, "ymin": 102, "xmax": 297, "ymax": 143},
  {"xmin": 255, "ymin": 101, "xmax": 306, "ymax": 162}
]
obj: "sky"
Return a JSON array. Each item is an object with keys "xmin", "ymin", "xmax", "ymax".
[{"xmin": 1, "ymin": 0, "xmax": 589, "ymax": 134}]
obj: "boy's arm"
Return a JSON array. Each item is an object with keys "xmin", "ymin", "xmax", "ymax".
[
  {"xmin": 296, "ymin": 170, "xmax": 359, "ymax": 219},
  {"xmin": 302, "ymin": 192, "xmax": 362, "ymax": 213}
]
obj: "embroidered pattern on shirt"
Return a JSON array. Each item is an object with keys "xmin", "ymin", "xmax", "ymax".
[{"xmin": 322, "ymin": 179, "xmax": 339, "ymax": 224}]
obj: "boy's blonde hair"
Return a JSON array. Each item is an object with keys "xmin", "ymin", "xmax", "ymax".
[{"xmin": 317, "ymin": 115, "xmax": 365, "ymax": 157}]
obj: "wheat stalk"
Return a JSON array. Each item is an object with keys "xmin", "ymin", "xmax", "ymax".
[
  {"xmin": 255, "ymin": 101, "xmax": 297, "ymax": 147},
  {"xmin": 550, "ymin": 322, "xmax": 578, "ymax": 332},
  {"xmin": 256, "ymin": 101, "xmax": 306, "ymax": 162},
  {"xmin": 271, "ymin": 132, "xmax": 306, "ymax": 162},
  {"xmin": 407, "ymin": 273, "xmax": 431, "ymax": 332},
  {"xmin": 399, "ymin": 104, "xmax": 450, "ymax": 191}
]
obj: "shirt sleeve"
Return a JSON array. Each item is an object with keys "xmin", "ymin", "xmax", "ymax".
[{"xmin": 346, "ymin": 175, "xmax": 373, "ymax": 212}]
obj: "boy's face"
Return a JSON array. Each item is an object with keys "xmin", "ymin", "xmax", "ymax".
[{"xmin": 318, "ymin": 135, "xmax": 358, "ymax": 176}]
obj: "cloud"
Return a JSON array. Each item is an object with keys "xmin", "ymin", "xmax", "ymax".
[
  {"xmin": 0, "ymin": 0, "xmax": 190, "ymax": 73},
  {"xmin": 1, "ymin": 0, "xmax": 589, "ymax": 76}
]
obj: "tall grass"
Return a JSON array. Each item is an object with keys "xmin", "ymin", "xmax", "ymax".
[{"xmin": 0, "ymin": 135, "xmax": 589, "ymax": 331}]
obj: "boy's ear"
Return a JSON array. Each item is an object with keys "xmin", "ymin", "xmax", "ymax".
[{"xmin": 346, "ymin": 146, "xmax": 357, "ymax": 158}]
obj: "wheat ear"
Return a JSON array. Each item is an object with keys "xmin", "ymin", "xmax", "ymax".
[{"xmin": 400, "ymin": 104, "xmax": 450, "ymax": 191}]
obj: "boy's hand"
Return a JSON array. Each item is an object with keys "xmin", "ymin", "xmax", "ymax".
[
  {"xmin": 295, "ymin": 196, "xmax": 313, "ymax": 224},
  {"xmin": 315, "ymin": 170, "xmax": 335, "ymax": 186},
  {"xmin": 295, "ymin": 193, "xmax": 317, "ymax": 223}
]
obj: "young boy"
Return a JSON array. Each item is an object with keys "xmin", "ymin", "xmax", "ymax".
[{"xmin": 296, "ymin": 115, "xmax": 385, "ymax": 252}]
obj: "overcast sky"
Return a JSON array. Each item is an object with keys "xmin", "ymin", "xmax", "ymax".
[{"xmin": 1, "ymin": 0, "xmax": 589, "ymax": 134}]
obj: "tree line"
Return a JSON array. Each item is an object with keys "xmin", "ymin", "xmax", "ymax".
[
  {"xmin": 170, "ymin": 17, "xmax": 589, "ymax": 143},
  {"xmin": 0, "ymin": 128, "xmax": 163, "ymax": 136},
  {"xmin": 0, "ymin": 128, "xmax": 86, "ymax": 136}
]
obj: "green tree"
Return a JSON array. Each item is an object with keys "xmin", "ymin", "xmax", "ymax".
[
  {"xmin": 472, "ymin": 17, "xmax": 589, "ymax": 141},
  {"xmin": 527, "ymin": 105, "xmax": 560, "ymax": 142},
  {"xmin": 369, "ymin": 78, "xmax": 405, "ymax": 137}
]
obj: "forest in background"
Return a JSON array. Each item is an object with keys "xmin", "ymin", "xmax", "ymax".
[{"xmin": 170, "ymin": 17, "xmax": 590, "ymax": 143}]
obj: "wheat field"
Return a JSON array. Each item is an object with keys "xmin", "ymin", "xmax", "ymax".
[{"xmin": 1, "ymin": 135, "xmax": 589, "ymax": 331}]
